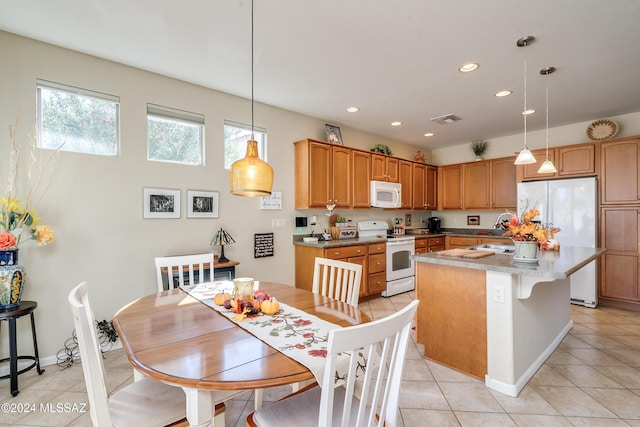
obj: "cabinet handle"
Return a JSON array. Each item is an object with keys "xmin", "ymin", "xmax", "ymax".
[
  {"xmin": 334, "ymin": 252, "xmax": 340, "ymax": 256},
  {"xmin": 356, "ymin": 249, "xmax": 361, "ymax": 253}
]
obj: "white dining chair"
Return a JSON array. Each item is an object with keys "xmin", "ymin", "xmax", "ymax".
[
  {"xmin": 253, "ymin": 256, "xmax": 364, "ymax": 411},
  {"xmin": 246, "ymin": 299, "xmax": 419, "ymax": 427},
  {"xmin": 154, "ymin": 253, "xmax": 214, "ymax": 292},
  {"xmin": 312, "ymin": 257, "xmax": 363, "ymax": 308},
  {"xmin": 68, "ymin": 281, "xmax": 188, "ymax": 426},
  {"xmin": 69, "ymin": 281, "xmax": 240, "ymax": 426}
]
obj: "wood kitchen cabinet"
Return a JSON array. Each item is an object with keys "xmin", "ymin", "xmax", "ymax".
[
  {"xmin": 352, "ymin": 150, "xmax": 371, "ymax": 208},
  {"xmin": 463, "ymin": 161, "xmax": 490, "ymax": 209},
  {"xmin": 601, "ymin": 138, "xmax": 640, "ymax": 205},
  {"xmin": 415, "ymin": 237, "xmax": 428, "ymax": 254},
  {"xmin": 426, "ymin": 165, "xmax": 438, "ymax": 210},
  {"xmin": 399, "ymin": 160, "xmax": 413, "ymax": 209},
  {"xmin": 294, "ymin": 243, "xmax": 386, "ymax": 299},
  {"xmin": 371, "ymin": 153, "xmax": 399, "ymax": 182},
  {"xmin": 294, "ymin": 138, "xmax": 351, "ymax": 209},
  {"xmin": 445, "ymin": 236, "xmax": 479, "ymax": 249},
  {"xmin": 490, "ymin": 157, "xmax": 517, "ymax": 209},
  {"xmin": 599, "ymin": 207, "xmax": 640, "ymax": 309},
  {"xmin": 428, "ymin": 236, "xmax": 445, "ymax": 252},
  {"xmin": 439, "ymin": 157, "xmax": 515, "ymax": 210},
  {"xmin": 367, "ymin": 243, "xmax": 386, "ymax": 295},
  {"xmin": 412, "ymin": 163, "xmax": 426, "ymax": 210},
  {"xmin": 520, "ymin": 143, "xmax": 596, "ymax": 181},
  {"xmin": 439, "ymin": 164, "xmax": 463, "ymax": 209}
]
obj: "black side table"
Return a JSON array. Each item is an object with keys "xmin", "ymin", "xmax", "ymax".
[{"xmin": 0, "ymin": 301, "xmax": 45, "ymax": 396}]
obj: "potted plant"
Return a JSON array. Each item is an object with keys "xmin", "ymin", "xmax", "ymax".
[
  {"xmin": 370, "ymin": 144, "xmax": 393, "ymax": 156},
  {"xmin": 471, "ymin": 140, "xmax": 488, "ymax": 160}
]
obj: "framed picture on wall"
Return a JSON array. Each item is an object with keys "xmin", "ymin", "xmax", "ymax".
[
  {"xmin": 187, "ymin": 190, "xmax": 219, "ymax": 218},
  {"xmin": 143, "ymin": 187, "xmax": 181, "ymax": 219},
  {"xmin": 324, "ymin": 124, "xmax": 343, "ymax": 145}
]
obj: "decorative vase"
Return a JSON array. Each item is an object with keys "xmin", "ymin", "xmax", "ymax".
[
  {"xmin": 513, "ymin": 241, "xmax": 539, "ymax": 263},
  {"xmin": 474, "ymin": 155, "xmax": 483, "ymax": 161},
  {"xmin": 0, "ymin": 249, "xmax": 26, "ymax": 310}
]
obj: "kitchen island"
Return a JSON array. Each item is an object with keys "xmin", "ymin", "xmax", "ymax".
[{"xmin": 412, "ymin": 246, "xmax": 606, "ymax": 397}]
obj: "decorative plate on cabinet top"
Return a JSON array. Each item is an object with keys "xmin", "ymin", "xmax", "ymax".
[{"xmin": 586, "ymin": 119, "xmax": 618, "ymax": 140}]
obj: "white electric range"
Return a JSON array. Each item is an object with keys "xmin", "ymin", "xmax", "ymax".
[{"xmin": 357, "ymin": 220, "xmax": 415, "ymax": 297}]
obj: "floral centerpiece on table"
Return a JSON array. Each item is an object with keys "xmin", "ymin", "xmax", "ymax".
[
  {"xmin": 0, "ymin": 118, "xmax": 57, "ymax": 251},
  {"xmin": 502, "ymin": 208, "xmax": 560, "ymax": 245}
]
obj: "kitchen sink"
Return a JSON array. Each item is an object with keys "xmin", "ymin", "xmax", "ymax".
[{"xmin": 469, "ymin": 244, "xmax": 515, "ymax": 254}]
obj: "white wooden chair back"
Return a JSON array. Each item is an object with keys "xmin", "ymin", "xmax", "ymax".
[
  {"xmin": 154, "ymin": 253, "xmax": 214, "ymax": 292},
  {"xmin": 318, "ymin": 299, "xmax": 418, "ymax": 427},
  {"xmin": 312, "ymin": 257, "xmax": 362, "ymax": 308},
  {"xmin": 68, "ymin": 282, "xmax": 112, "ymax": 424},
  {"xmin": 248, "ymin": 300, "xmax": 419, "ymax": 427}
]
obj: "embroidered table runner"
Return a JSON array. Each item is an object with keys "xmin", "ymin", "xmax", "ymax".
[{"xmin": 180, "ymin": 281, "xmax": 368, "ymax": 386}]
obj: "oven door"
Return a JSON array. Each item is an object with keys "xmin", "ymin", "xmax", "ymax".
[{"xmin": 386, "ymin": 240, "xmax": 415, "ymax": 282}]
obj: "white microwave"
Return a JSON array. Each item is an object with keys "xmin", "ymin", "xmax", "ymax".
[{"xmin": 370, "ymin": 180, "xmax": 402, "ymax": 208}]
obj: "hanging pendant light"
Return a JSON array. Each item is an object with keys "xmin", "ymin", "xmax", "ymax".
[
  {"xmin": 537, "ymin": 66, "xmax": 558, "ymax": 174},
  {"xmin": 229, "ymin": 0, "xmax": 274, "ymax": 197},
  {"xmin": 514, "ymin": 36, "xmax": 537, "ymax": 165}
]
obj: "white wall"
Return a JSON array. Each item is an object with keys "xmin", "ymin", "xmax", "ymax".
[{"xmin": 0, "ymin": 31, "xmax": 425, "ymax": 362}]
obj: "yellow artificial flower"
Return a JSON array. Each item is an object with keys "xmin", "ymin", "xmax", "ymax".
[{"xmin": 33, "ymin": 225, "xmax": 54, "ymax": 246}]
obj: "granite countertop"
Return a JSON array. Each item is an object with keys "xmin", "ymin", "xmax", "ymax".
[
  {"xmin": 412, "ymin": 246, "xmax": 607, "ymax": 279},
  {"xmin": 293, "ymin": 228, "xmax": 511, "ymax": 248}
]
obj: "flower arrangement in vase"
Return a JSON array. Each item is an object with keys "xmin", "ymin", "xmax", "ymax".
[
  {"xmin": 0, "ymin": 118, "xmax": 59, "ymax": 308},
  {"xmin": 471, "ymin": 140, "xmax": 488, "ymax": 160},
  {"xmin": 502, "ymin": 207, "xmax": 561, "ymax": 261},
  {"xmin": 502, "ymin": 208, "xmax": 552, "ymax": 243}
]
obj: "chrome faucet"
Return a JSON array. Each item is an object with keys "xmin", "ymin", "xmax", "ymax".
[{"xmin": 493, "ymin": 211, "xmax": 515, "ymax": 230}]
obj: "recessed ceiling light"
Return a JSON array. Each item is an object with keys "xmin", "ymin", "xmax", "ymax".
[
  {"xmin": 424, "ymin": 132, "xmax": 434, "ymax": 137},
  {"xmin": 458, "ymin": 63, "xmax": 479, "ymax": 73},
  {"xmin": 522, "ymin": 109, "xmax": 536, "ymax": 115},
  {"xmin": 495, "ymin": 90, "xmax": 512, "ymax": 97},
  {"xmin": 391, "ymin": 121, "xmax": 402, "ymax": 126},
  {"xmin": 346, "ymin": 106, "xmax": 359, "ymax": 113}
]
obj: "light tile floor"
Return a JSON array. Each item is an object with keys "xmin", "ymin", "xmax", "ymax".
[{"xmin": 3, "ymin": 292, "xmax": 640, "ymax": 426}]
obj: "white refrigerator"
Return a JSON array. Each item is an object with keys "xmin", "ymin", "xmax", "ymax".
[{"xmin": 517, "ymin": 177, "xmax": 598, "ymax": 308}]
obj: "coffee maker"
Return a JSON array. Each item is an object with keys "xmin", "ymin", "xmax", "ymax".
[{"xmin": 427, "ymin": 217, "xmax": 441, "ymax": 234}]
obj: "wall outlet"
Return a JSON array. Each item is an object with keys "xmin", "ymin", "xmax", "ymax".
[
  {"xmin": 272, "ymin": 218, "xmax": 286, "ymax": 229},
  {"xmin": 311, "ymin": 215, "xmax": 317, "ymax": 225},
  {"xmin": 492, "ymin": 284, "xmax": 505, "ymax": 303}
]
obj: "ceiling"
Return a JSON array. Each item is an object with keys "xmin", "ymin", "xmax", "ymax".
[{"xmin": 1, "ymin": 0, "xmax": 640, "ymax": 150}]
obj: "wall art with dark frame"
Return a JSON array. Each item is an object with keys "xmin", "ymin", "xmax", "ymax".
[{"xmin": 324, "ymin": 124, "xmax": 343, "ymax": 145}]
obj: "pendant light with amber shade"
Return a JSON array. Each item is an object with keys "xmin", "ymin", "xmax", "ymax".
[{"xmin": 229, "ymin": 0, "xmax": 274, "ymax": 197}]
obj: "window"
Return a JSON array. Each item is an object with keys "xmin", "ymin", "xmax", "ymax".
[
  {"xmin": 147, "ymin": 104, "xmax": 205, "ymax": 166},
  {"xmin": 37, "ymin": 80, "xmax": 120, "ymax": 155},
  {"xmin": 224, "ymin": 121, "xmax": 267, "ymax": 170}
]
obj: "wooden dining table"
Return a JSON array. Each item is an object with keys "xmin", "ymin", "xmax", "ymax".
[{"xmin": 112, "ymin": 281, "xmax": 370, "ymax": 427}]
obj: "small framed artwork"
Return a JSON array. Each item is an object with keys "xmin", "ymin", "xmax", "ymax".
[
  {"xmin": 261, "ymin": 191, "xmax": 282, "ymax": 210},
  {"xmin": 405, "ymin": 213, "xmax": 412, "ymax": 227},
  {"xmin": 467, "ymin": 215, "xmax": 480, "ymax": 226},
  {"xmin": 143, "ymin": 187, "xmax": 180, "ymax": 219},
  {"xmin": 325, "ymin": 124, "xmax": 343, "ymax": 145},
  {"xmin": 187, "ymin": 190, "xmax": 219, "ymax": 218}
]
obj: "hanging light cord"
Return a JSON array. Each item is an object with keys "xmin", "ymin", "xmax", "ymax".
[
  {"xmin": 251, "ymin": 0, "xmax": 255, "ymax": 140},
  {"xmin": 523, "ymin": 54, "xmax": 528, "ymax": 149},
  {"xmin": 545, "ymin": 74, "xmax": 549, "ymax": 158}
]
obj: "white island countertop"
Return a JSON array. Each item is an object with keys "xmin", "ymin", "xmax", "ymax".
[{"xmin": 412, "ymin": 246, "xmax": 606, "ymax": 280}]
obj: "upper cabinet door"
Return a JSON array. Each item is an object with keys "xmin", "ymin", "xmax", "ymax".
[
  {"xmin": 352, "ymin": 150, "xmax": 371, "ymax": 208},
  {"xmin": 463, "ymin": 161, "xmax": 490, "ymax": 209},
  {"xmin": 490, "ymin": 157, "xmax": 517, "ymax": 209},
  {"xmin": 399, "ymin": 160, "xmax": 412, "ymax": 209},
  {"xmin": 558, "ymin": 144, "xmax": 596, "ymax": 176},
  {"xmin": 306, "ymin": 141, "xmax": 332, "ymax": 208},
  {"xmin": 426, "ymin": 166, "xmax": 437, "ymax": 210},
  {"xmin": 601, "ymin": 139, "xmax": 640, "ymax": 205},
  {"xmin": 439, "ymin": 164, "xmax": 462, "ymax": 209},
  {"xmin": 412, "ymin": 163, "xmax": 426, "ymax": 210},
  {"xmin": 331, "ymin": 146, "xmax": 352, "ymax": 208}
]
